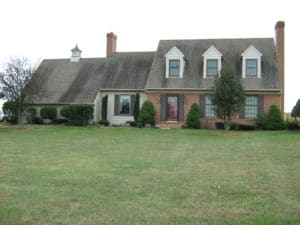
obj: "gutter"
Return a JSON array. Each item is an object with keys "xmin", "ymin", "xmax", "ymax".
[{"xmin": 145, "ymin": 88, "xmax": 281, "ymax": 93}]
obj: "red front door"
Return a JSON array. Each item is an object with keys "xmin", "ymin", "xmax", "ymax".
[{"xmin": 167, "ymin": 96, "xmax": 178, "ymax": 121}]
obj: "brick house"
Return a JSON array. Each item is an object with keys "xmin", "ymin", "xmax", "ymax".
[{"xmin": 28, "ymin": 21, "xmax": 285, "ymax": 128}]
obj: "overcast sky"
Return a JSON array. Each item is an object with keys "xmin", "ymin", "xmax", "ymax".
[{"xmin": 0, "ymin": 0, "xmax": 298, "ymax": 112}]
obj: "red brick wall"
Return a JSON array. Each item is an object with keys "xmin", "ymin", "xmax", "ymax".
[
  {"xmin": 264, "ymin": 94, "xmax": 281, "ymax": 112},
  {"xmin": 146, "ymin": 92, "xmax": 281, "ymax": 129}
]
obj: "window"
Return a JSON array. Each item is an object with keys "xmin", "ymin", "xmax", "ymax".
[
  {"xmin": 169, "ymin": 59, "xmax": 180, "ymax": 77},
  {"xmin": 205, "ymin": 96, "xmax": 216, "ymax": 118},
  {"xmin": 246, "ymin": 59, "xmax": 257, "ymax": 77},
  {"xmin": 206, "ymin": 59, "xmax": 218, "ymax": 77},
  {"xmin": 119, "ymin": 95, "xmax": 131, "ymax": 115},
  {"xmin": 242, "ymin": 46, "xmax": 262, "ymax": 78},
  {"xmin": 245, "ymin": 96, "xmax": 258, "ymax": 119}
]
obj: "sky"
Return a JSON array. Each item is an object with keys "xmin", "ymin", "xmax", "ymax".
[{"xmin": 0, "ymin": 0, "xmax": 299, "ymax": 112}]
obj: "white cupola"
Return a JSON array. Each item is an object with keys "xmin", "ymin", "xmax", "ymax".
[{"xmin": 70, "ymin": 44, "xmax": 82, "ymax": 62}]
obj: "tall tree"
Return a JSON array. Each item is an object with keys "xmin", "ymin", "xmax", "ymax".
[
  {"xmin": 210, "ymin": 67, "xmax": 245, "ymax": 131},
  {"xmin": 291, "ymin": 99, "xmax": 300, "ymax": 119},
  {"xmin": 0, "ymin": 56, "xmax": 34, "ymax": 124}
]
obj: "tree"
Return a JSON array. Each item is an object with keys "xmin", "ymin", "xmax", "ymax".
[
  {"xmin": 291, "ymin": 99, "xmax": 300, "ymax": 119},
  {"xmin": 0, "ymin": 57, "xmax": 34, "ymax": 124},
  {"xmin": 186, "ymin": 103, "xmax": 200, "ymax": 129},
  {"xmin": 210, "ymin": 67, "xmax": 245, "ymax": 131}
]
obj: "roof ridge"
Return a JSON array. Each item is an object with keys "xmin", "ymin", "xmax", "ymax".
[{"xmin": 159, "ymin": 37, "xmax": 274, "ymax": 42}]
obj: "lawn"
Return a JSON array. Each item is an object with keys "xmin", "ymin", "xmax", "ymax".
[{"xmin": 0, "ymin": 125, "xmax": 299, "ymax": 225}]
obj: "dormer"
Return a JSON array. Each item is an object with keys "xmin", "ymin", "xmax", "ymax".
[
  {"xmin": 70, "ymin": 44, "xmax": 82, "ymax": 62},
  {"xmin": 203, "ymin": 45, "xmax": 222, "ymax": 78},
  {"xmin": 165, "ymin": 46, "xmax": 184, "ymax": 78},
  {"xmin": 241, "ymin": 45, "xmax": 262, "ymax": 78}
]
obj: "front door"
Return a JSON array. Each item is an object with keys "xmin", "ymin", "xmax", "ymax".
[{"xmin": 167, "ymin": 96, "xmax": 178, "ymax": 121}]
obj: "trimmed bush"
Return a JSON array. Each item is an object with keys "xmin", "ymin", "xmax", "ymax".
[
  {"xmin": 60, "ymin": 104, "xmax": 93, "ymax": 126},
  {"xmin": 137, "ymin": 101, "xmax": 155, "ymax": 127},
  {"xmin": 101, "ymin": 95, "xmax": 108, "ymax": 121},
  {"xmin": 285, "ymin": 118, "xmax": 299, "ymax": 130},
  {"xmin": 26, "ymin": 107, "xmax": 37, "ymax": 124},
  {"xmin": 98, "ymin": 120, "xmax": 109, "ymax": 126},
  {"xmin": 267, "ymin": 105, "xmax": 285, "ymax": 130},
  {"xmin": 40, "ymin": 106, "xmax": 57, "ymax": 120},
  {"xmin": 2, "ymin": 101, "xmax": 17, "ymax": 124},
  {"xmin": 186, "ymin": 103, "xmax": 200, "ymax": 129},
  {"xmin": 255, "ymin": 112, "xmax": 268, "ymax": 130}
]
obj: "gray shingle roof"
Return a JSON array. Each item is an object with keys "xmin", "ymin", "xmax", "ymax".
[
  {"xmin": 30, "ymin": 52, "xmax": 154, "ymax": 104},
  {"xmin": 146, "ymin": 38, "xmax": 279, "ymax": 90}
]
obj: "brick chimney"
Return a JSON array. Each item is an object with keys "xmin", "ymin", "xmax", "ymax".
[
  {"xmin": 106, "ymin": 32, "xmax": 117, "ymax": 57},
  {"xmin": 275, "ymin": 21, "xmax": 285, "ymax": 113}
]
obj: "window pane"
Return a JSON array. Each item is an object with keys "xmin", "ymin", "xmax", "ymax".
[
  {"xmin": 246, "ymin": 59, "xmax": 257, "ymax": 76},
  {"xmin": 169, "ymin": 59, "xmax": 180, "ymax": 76},
  {"xmin": 205, "ymin": 96, "xmax": 216, "ymax": 117},
  {"xmin": 207, "ymin": 59, "xmax": 218, "ymax": 76},
  {"xmin": 245, "ymin": 96, "xmax": 258, "ymax": 118},
  {"xmin": 119, "ymin": 95, "xmax": 130, "ymax": 114}
]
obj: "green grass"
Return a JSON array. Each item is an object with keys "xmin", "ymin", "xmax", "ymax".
[{"xmin": 0, "ymin": 125, "xmax": 299, "ymax": 225}]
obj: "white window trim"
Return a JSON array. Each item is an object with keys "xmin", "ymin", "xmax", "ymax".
[
  {"xmin": 165, "ymin": 46, "xmax": 185, "ymax": 78},
  {"xmin": 241, "ymin": 45, "xmax": 262, "ymax": 78},
  {"xmin": 202, "ymin": 45, "xmax": 222, "ymax": 78}
]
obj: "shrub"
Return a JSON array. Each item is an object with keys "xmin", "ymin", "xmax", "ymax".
[
  {"xmin": 60, "ymin": 104, "xmax": 93, "ymax": 126},
  {"xmin": 186, "ymin": 103, "xmax": 200, "ymax": 129},
  {"xmin": 285, "ymin": 118, "xmax": 299, "ymax": 130},
  {"xmin": 32, "ymin": 117, "xmax": 43, "ymax": 124},
  {"xmin": 229, "ymin": 122, "xmax": 239, "ymax": 131},
  {"xmin": 255, "ymin": 112, "xmax": 268, "ymax": 130},
  {"xmin": 215, "ymin": 122, "xmax": 240, "ymax": 130},
  {"xmin": 215, "ymin": 122, "xmax": 225, "ymax": 130},
  {"xmin": 134, "ymin": 93, "xmax": 140, "ymax": 122},
  {"xmin": 26, "ymin": 107, "xmax": 37, "ymax": 124},
  {"xmin": 98, "ymin": 120, "xmax": 109, "ymax": 126},
  {"xmin": 126, "ymin": 121, "xmax": 137, "ymax": 127},
  {"xmin": 267, "ymin": 105, "xmax": 285, "ymax": 130},
  {"xmin": 101, "ymin": 95, "xmax": 108, "ymax": 121},
  {"xmin": 53, "ymin": 118, "xmax": 68, "ymax": 124},
  {"xmin": 239, "ymin": 124, "xmax": 256, "ymax": 130},
  {"xmin": 137, "ymin": 100, "xmax": 155, "ymax": 127},
  {"xmin": 40, "ymin": 106, "xmax": 57, "ymax": 120},
  {"xmin": 2, "ymin": 101, "xmax": 17, "ymax": 124}
]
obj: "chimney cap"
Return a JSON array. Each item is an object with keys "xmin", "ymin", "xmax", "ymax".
[
  {"xmin": 107, "ymin": 32, "xmax": 117, "ymax": 39},
  {"xmin": 71, "ymin": 44, "xmax": 82, "ymax": 52},
  {"xmin": 275, "ymin": 21, "xmax": 285, "ymax": 29}
]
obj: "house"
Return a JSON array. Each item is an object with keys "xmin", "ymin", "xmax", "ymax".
[{"xmin": 28, "ymin": 21, "xmax": 284, "ymax": 128}]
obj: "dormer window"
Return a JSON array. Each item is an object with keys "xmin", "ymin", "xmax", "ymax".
[
  {"xmin": 246, "ymin": 59, "xmax": 258, "ymax": 77},
  {"xmin": 165, "ymin": 46, "xmax": 184, "ymax": 78},
  {"xmin": 203, "ymin": 46, "xmax": 222, "ymax": 78},
  {"xmin": 207, "ymin": 59, "xmax": 218, "ymax": 77},
  {"xmin": 242, "ymin": 45, "xmax": 262, "ymax": 78},
  {"xmin": 169, "ymin": 60, "xmax": 180, "ymax": 77}
]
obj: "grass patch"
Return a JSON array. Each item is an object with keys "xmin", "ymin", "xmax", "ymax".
[{"xmin": 0, "ymin": 125, "xmax": 299, "ymax": 224}]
